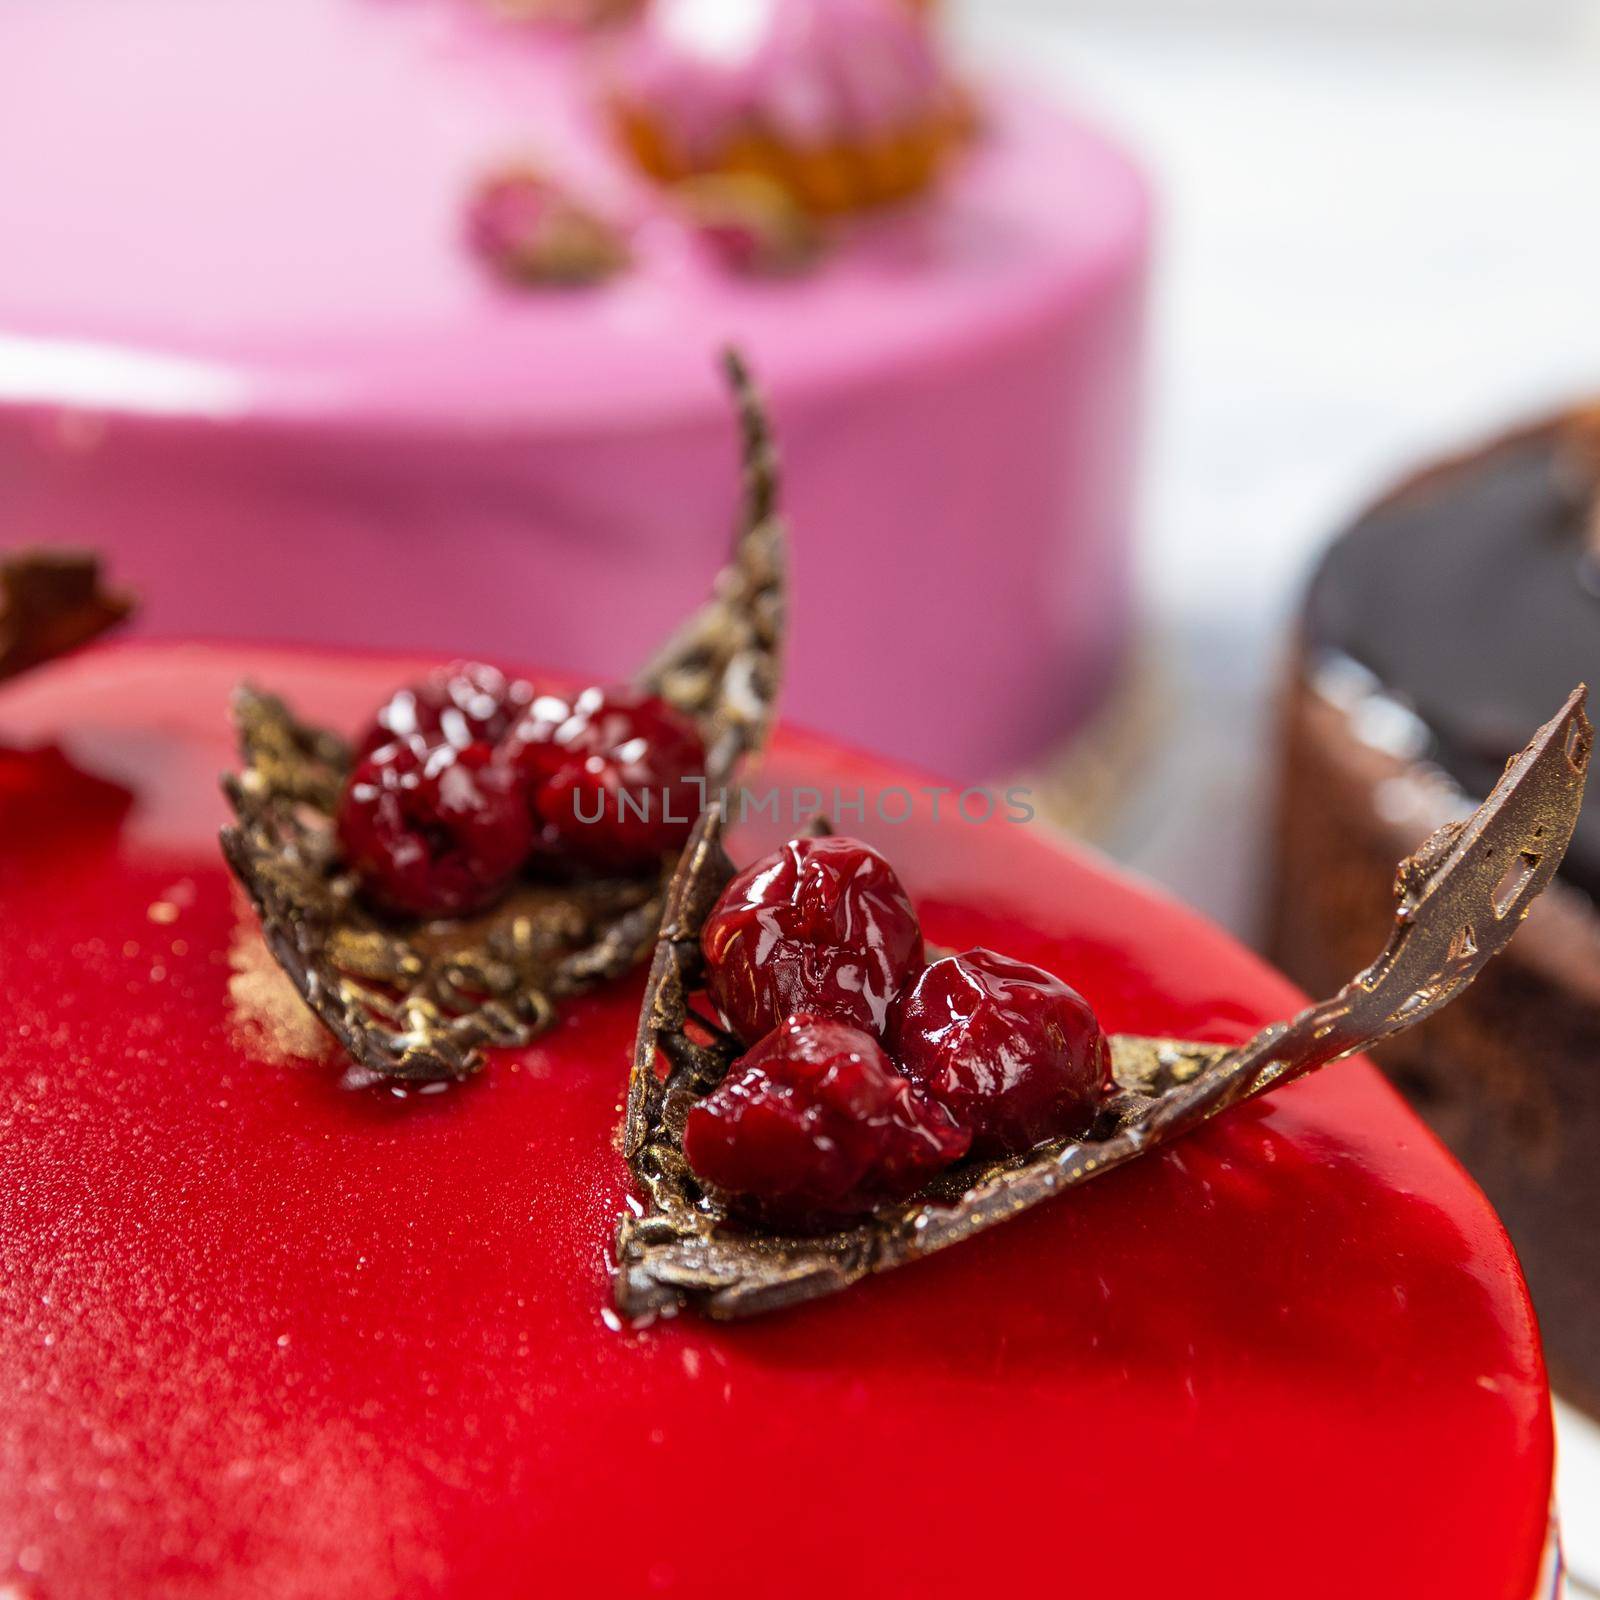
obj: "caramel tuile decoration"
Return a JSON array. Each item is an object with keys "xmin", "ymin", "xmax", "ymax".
[
  {"xmin": 615, "ymin": 686, "xmax": 1592, "ymax": 1321},
  {"xmin": 0, "ymin": 550, "xmax": 132, "ymax": 685},
  {"xmin": 220, "ymin": 352, "xmax": 784, "ymax": 1087}
]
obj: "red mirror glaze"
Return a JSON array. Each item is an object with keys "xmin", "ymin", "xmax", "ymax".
[{"xmin": 0, "ymin": 644, "xmax": 1553, "ymax": 1600}]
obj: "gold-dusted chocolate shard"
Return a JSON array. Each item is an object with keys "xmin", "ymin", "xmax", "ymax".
[
  {"xmin": 615, "ymin": 687, "xmax": 1590, "ymax": 1322},
  {"xmin": 220, "ymin": 353, "xmax": 786, "ymax": 1086},
  {"xmin": 0, "ymin": 550, "xmax": 133, "ymax": 684},
  {"xmin": 638, "ymin": 349, "xmax": 784, "ymax": 787}
]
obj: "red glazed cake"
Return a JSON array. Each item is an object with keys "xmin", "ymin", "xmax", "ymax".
[{"xmin": 0, "ymin": 639, "xmax": 1561, "ymax": 1599}]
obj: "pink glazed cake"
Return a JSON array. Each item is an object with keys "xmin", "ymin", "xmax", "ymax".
[{"xmin": 0, "ymin": 0, "xmax": 1150, "ymax": 778}]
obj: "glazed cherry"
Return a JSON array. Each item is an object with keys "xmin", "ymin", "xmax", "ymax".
[
  {"xmin": 337, "ymin": 738, "xmax": 534, "ymax": 919},
  {"xmin": 503, "ymin": 687, "xmax": 705, "ymax": 874},
  {"xmin": 889, "ymin": 948, "xmax": 1114, "ymax": 1157},
  {"xmin": 683, "ymin": 1015, "xmax": 970, "ymax": 1227},
  {"xmin": 700, "ymin": 835, "xmax": 924, "ymax": 1045},
  {"xmin": 356, "ymin": 662, "xmax": 536, "ymax": 759}
]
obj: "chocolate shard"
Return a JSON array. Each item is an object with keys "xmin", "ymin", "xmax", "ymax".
[
  {"xmin": 0, "ymin": 550, "xmax": 133, "ymax": 685},
  {"xmin": 637, "ymin": 349, "xmax": 783, "ymax": 787},
  {"xmin": 615, "ymin": 686, "xmax": 1591, "ymax": 1322},
  {"xmin": 220, "ymin": 353, "xmax": 786, "ymax": 1086}
]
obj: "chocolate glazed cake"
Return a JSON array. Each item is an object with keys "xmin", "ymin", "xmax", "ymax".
[{"xmin": 1270, "ymin": 403, "xmax": 1600, "ymax": 1414}]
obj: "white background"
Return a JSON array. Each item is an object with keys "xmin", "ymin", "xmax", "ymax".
[{"xmin": 962, "ymin": 0, "xmax": 1600, "ymax": 1586}]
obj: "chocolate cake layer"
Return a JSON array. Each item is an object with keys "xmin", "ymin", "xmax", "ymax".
[{"xmin": 1275, "ymin": 412, "xmax": 1600, "ymax": 1415}]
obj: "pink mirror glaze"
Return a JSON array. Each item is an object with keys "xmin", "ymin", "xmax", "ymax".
[
  {"xmin": 0, "ymin": 643, "xmax": 1554, "ymax": 1599},
  {"xmin": 0, "ymin": 0, "xmax": 1131, "ymax": 421},
  {"xmin": 0, "ymin": 0, "xmax": 1148, "ymax": 778}
]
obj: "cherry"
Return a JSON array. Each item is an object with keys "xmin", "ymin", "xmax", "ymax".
[
  {"xmin": 337, "ymin": 738, "xmax": 534, "ymax": 919},
  {"xmin": 356, "ymin": 662, "xmax": 536, "ymax": 760},
  {"xmin": 889, "ymin": 949, "xmax": 1114, "ymax": 1157},
  {"xmin": 683, "ymin": 1015, "xmax": 970, "ymax": 1228},
  {"xmin": 700, "ymin": 835, "xmax": 924, "ymax": 1045},
  {"xmin": 495, "ymin": 690, "xmax": 578, "ymax": 787},
  {"xmin": 503, "ymin": 687, "xmax": 706, "ymax": 874}
]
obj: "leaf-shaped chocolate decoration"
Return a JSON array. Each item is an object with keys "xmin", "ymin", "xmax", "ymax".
[
  {"xmin": 615, "ymin": 686, "xmax": 1591, "ymax": 1321},
  {"xmin": 220, "ymin": 352, "xmax": 785, "ymax": 1087},
  {"xmin": 0, "ymin": 550, "xmax": 132, "ymax": 684}
]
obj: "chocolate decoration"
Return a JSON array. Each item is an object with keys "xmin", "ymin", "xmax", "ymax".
[
  {"xmin": 614, "ymin": 688, "xmax": 1589, "ymax": 1320},
  {"xmin": 1304, "ymin": 416, "xmax": 1600, "ymax": 896},
  {"xmin": 220, "ymin": 353, "xmax": 785, "ymax": 1086},
  {"xmin": 0, "ymin": 550, "xmax": 132, "ymax": 685}
]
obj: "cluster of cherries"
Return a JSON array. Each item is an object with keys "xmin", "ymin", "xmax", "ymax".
[
  {"xmin": 336, "ymin": 663, "xmax": 707, "ymax": 919},
  {"xmin": 685, "ymin": 835, "xmax": 1114, "ymax": 1227}
]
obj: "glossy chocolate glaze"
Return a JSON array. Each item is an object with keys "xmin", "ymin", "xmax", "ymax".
[{"xmin": 1304, "ymin": 426, "xmax": 1600, "ymax": 895}]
